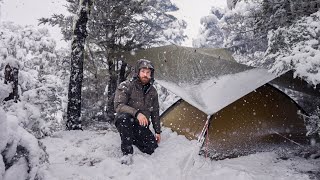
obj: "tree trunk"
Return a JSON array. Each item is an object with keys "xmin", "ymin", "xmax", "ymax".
[
  {"xmin": 66, "ymin": 0, "xmax": 93, "ymax": 130},
  {"xmin": 106, "ymin": 59, "xmax": 118, "ymax": 122},
  {"xmin": 118, "ymin": 61, "xmax": 127, "ymax": 84},
  {"xmin": 4, "ymin": 64, "xmax": 19, "ymax": 102}
]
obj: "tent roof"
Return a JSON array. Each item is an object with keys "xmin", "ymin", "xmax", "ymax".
[
  {"xmin": 117, "ymin": 45, "xmax": 277, "ymax": 115},
  {"xmin": 270, "ymin": 70, "xmax": 320, "ymax": 97}
]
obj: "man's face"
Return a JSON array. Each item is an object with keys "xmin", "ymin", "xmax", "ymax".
[{"xmin": 139, "ymin": 68, "xmax": 151, "ymax": 85}]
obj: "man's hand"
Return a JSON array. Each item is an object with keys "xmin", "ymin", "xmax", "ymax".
[
  {"xmin": 137, "ymin": 113, "xmax": 149, "ymax": 126},
  {"xmin": 155, "ymin": 133, "xmax": 161, "ymax": 144}
]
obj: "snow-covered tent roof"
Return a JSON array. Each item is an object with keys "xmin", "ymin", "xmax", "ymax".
[{"xmin": 118, "ymin": 45, "xmax": 276, "ymax": 115}]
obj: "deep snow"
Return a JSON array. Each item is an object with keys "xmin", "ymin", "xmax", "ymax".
[{"xmin": 41, "ymin": 127, "xmax": 319, "ymax": 180}]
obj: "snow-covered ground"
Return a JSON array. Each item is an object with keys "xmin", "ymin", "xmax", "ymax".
[{"xmin": 41, "ymin": 127, "xmax": 319, "ymax": 180}]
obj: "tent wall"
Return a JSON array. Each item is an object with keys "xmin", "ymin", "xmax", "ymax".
[
  {"xmin": 206, "ymin": 84, "xmax": 307, "ymax": 159},
  {"xmin": 161, "ymin": 99, "xmax": 207, "ymax": 140}
]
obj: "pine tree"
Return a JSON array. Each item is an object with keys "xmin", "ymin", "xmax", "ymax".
[
  {"xmin": 221, "ymin": 0, "xmax": 320, "ymax": 65},
  {"xmin": 193, "ymin": 7, "xmax": 224, "ymax": 48}
]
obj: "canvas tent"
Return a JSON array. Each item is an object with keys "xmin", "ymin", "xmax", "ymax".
[
  {"xmin": 161, "ymin": 85, "xmax": 307, "ymax": 159},
  {"xmin": 116, "ymin": 45, "xmax": 309, "ymax": 159}
]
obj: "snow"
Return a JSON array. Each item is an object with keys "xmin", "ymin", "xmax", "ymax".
[
  {"xmin": 0, "ymin": 155, "xmax": 4, "ymax": 178},
  {"xmin": 0, "ymin": 83, "xmax": 11, "ymax": 102},
  {"xmin": 268, "ymin": 10, "xmax": 320, "ymax": 86},
  {"xmin": 161, "ymin": 0, "xmax": 227, "ymax": 47},
  {"xmin": 0, "ymin": 103, "xmax": 48, "ymax": 180},
  {"xmin": 0, "ymin": 0, "xmax": 69, "ymax": 48},
  {"xmin": 4, "ymin": 56, "xmax": 20, "ymax": 69},
  {"xmin": 157, "ymin": 68, "xmax": 276, "ymax": 115},
  {"xmin": 40, "ymin": 128, "xmax": 318, "ymax": 180},
  {"xmin": 3, "ymin": 158, "xmax": 29, "ymax": 180},
  {"xmin": 1, "ymin": 0, "xmax": 227, "ymax": 48},
  {"xmin": 0, "ymin": 108, "xmax": 8, "ymax": 152}
]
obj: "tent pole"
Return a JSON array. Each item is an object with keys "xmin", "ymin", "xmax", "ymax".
[
  {"xmin": 181, "ymin": 115, "xmax": 212, "ymax": 176},
  {"xmin": 198, "ymin": 115, "xmax": 212, "ymax": 146}
]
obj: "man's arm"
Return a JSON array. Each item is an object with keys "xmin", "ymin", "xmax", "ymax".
[
  {"xmin": 114, "ymin": 81, "xmax": 139, "ymax": 117},
  {"xmin": 151, "ymin": 91, "xmax": 161, "ymax": 134}
]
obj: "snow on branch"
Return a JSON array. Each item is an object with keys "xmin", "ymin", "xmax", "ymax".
[{"xmin": 267, "ymin": 10, "xmax": 320, "ymax": 86}]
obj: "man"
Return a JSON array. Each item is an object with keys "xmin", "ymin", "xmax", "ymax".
[{"xmin": 114, "ymin": 59, "xmax": 161, "ymax": 165}]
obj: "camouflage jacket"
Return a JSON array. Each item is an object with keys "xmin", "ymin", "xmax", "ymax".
[{"xmin": 114, "ymin": 78, "xmax": 161, "ymax": 134}]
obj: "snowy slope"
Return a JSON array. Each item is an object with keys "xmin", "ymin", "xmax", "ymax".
[{"xmin": 41, "ymin": 128, "xmax": 319, "ymax": 180}]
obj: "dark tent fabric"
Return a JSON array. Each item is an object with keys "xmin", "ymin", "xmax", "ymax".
[
  {"xmin": 271, "ymin": 71, "xmax": 320, "ymax": 97},
  {"xmin": 270, "ymin": 70, "xmax": 320, "ymax": 114}
]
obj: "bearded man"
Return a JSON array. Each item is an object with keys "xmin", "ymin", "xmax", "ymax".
[{"xmin": 114, "ymin": 59, "xmax": 161, "ymax": 165}]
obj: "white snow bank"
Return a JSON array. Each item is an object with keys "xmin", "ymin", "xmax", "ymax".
[
  {"xmin": 41, "ymin": 128, "xmax": 317, "ymax": 180},
  {"xmin": 3, "ymin": 158, "xmax": 29, "ymax": 180},
  {"xmin": 1, "ymin": 114, "xmax": 48, "ymax": 180},
  {"xmin": 0, "ymin": 102, "xmax": 48, "ymax": 180},
  {"xmin": 0, "ymin": 83, "xmax": 11, "ymax": 102}
]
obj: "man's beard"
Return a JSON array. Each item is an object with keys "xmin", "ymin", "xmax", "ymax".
[{"xmin": 140, "ymin": 76, "xmax": 150, "ymax": 84}]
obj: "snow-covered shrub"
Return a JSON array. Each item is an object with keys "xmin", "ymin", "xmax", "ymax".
[
  {"xmin": 0, "ymin": 82, "xmax": 48, "ymax": 180},
  {"xmin": 0, "ymin": 22, "xmax": 69, "ymax": 137},
  {"xmin": 301, "ymin": 108, "xmax": 320, "ymax": 138}
]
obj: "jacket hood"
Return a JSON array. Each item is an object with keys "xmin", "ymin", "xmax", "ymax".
[{"xmin": 134, "ymin": 59, "xmax": 155, "ymax": 84}]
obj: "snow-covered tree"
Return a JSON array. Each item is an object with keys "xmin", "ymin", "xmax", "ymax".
[
  {"xmin": 0, "ymin": 82, "xmax": 49, "ymax": 180},
  {"xmin": 0, "ymin": 22, "xmax": 69, "ymax": 137},
  {"xmin": 221, "ymin": 0, "xmax": 320, "ymax": 76},
  {"xmin": 266, "ymin": 11, "xmax": 320, "ymax": 86},
  {"xmin": 0, "ymin": 0, "xmax": 2, "ymax": 20},
  {"xmin": 41, "ymin": 0, "xmax": 186, "ymax": 122},
  {"xmin": 221, "ymin": 1, "xmax": 266, "ymax": 64},
  {"xmin": 193, "ymin": 7, "xmax": 225, "ymax": 48},
  {"xmin": 227, "ymin": 0, "xmax": 241, "ymax": 9}
]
